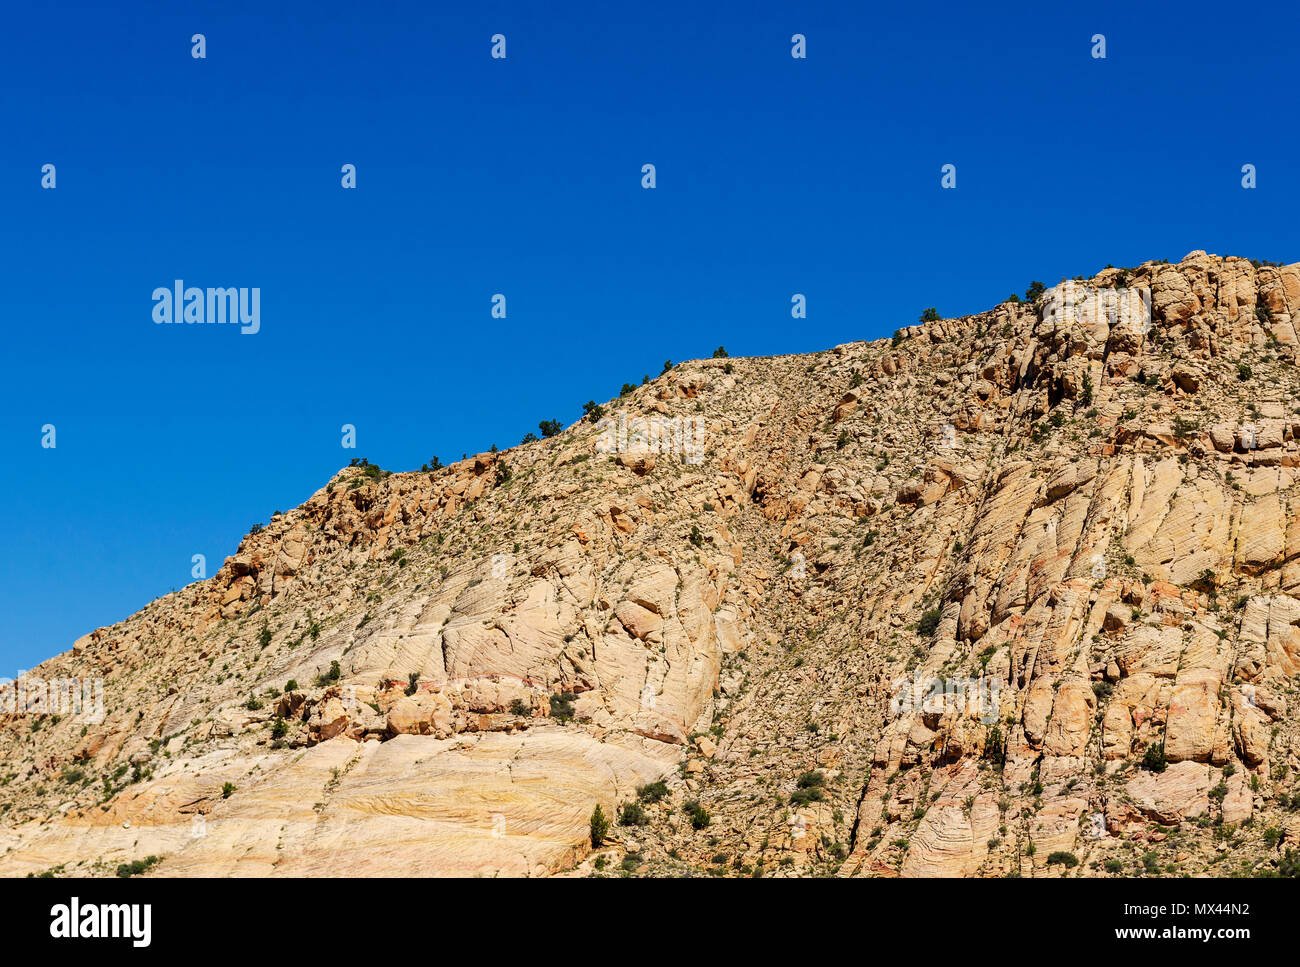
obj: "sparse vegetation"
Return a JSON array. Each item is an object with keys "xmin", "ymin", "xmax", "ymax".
[
  {"xmin": 684, "ymin": 800, "xmax": 711, "ymax": 830},
  {"xmin": 589, "ymin": 804, "xmax": 610, "ymax": 847},
  {"xmin": 916, "ymin": 607, "xmax": 942, "ymax": 638},
  {"xmin": 116, "ymin": 856, "xmax": 161, "ymax": 878},
  {"xmin": 618, "ymin": 801, "xmax": 647, "ymax": 826},
  {"xmin": 316, "ymin": 660, "xmax": 341, "ymax": 687},
  {"xmin": 550, "ymin": 691, "xmax": 577, "ymax": 723},
  {"xmin": 1143, "ymin": 743, "xmax": 1168, "ymax": 774},
  {"xmin": 637, "ymin": 780, "xmax": 670, "ymax": 803}
]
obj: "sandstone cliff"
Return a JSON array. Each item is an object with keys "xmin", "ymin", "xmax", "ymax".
[{"xmin": 5, "ymin": 251, "xmax": 1300, "ymax": 878}]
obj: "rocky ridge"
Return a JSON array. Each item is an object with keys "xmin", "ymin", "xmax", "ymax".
[{"xmin": 4, "ymin": 250, "xmax": 1300, "ymax": 878}]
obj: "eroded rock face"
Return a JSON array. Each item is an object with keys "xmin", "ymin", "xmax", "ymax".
[
  {"xmin": 5, "ymin": 252, "xmax": 1300, "ymax": 878},
  {"xmin": 1127, "ymin": 762, "xmax": 1214, "ymax": 824}
]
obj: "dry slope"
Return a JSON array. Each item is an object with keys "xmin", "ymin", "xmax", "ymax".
[{"xmin": 4, "ymin": 250, "xmax": 1300, "ymax": 878}]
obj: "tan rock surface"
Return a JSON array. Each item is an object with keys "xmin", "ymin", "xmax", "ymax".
[{"xmin": 7, "ymin": 252, "xmax": 1300, "ymax": 879}]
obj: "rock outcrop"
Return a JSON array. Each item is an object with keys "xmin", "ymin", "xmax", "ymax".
[{"xmin": 5, "ymin": 251, "xmax": 1300, "ymax": 879}]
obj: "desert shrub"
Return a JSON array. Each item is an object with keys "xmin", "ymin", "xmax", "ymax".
[
  {"xmin": 550, "ymin": 691, "xmax": 577, "ymax": 723},
  {"xmin": 116, "ymin": 856, "xmax": 160, "ymax": 878},
  {"xmin": 637, "ymin": 780, "xmax": 670, "ymax": 803},
  {"xmin": 684, "ymin": 800, "xmax": 711, "ymax": 830},
  {"xmin": 1280, "ymin": 850, "xmax": 1300, "ymax": 877},
  {"xmin": 1143, "ymin": 743, "xmax": 1168, "ymax": 773},
  {"xmin": 790, "ymin": 786, "xmax": 825, "ymax": 806},
  {"xmin": 316, "ymin": 660, "xmax": 341, "ymax": 687},
  {"xmin": 618, "ymin": 801, "xmax": 647, "ymax": 826},
  {"xmin": 589, "ymin": 805, "xmax": 610, "ymax": 847},
  {"xmin": 917, "ymin": 608, "xmax": 942, "ymax": 637},
  {"xmin": 984, "ymin": 725, "xmax": 1005, "ymax": 761}
]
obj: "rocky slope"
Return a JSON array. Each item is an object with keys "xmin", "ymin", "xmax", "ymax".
[{"xmin": 5, "ymin": 250, "xmax": 1300, "ymax": 878}]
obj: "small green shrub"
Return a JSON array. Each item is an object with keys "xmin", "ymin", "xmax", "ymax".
[
  {"xmin": 1143, "ymin": 743, "xmax": 1168, "ymax": 774},
  {"xmin": 550, "ymin": 691, "xmax": 577, "ymax": 723},
  {"xmin": 116, "ymin": 856, "xmax": 161, "ymax": 878},
  {"xmin": 684, "ymin": 800, "xmax": 711, "ymax": 830},
  {"xmin": 637, "ymin": 780, "xmax": 670, "ymax": 803},
  {"xmin": 589, "ymin": 804, "xmax": 610, "ymax": 847},
  {"xmin": 618, "ymin": 801, "xmax": 648, "ymax": 826},
  {"xmin": 917, "ymin": 608, "xmax": 942, "ymax": 637},
  {"xmin": 316, "ymin": 660, "xmax": 341, "ymax": 687}
]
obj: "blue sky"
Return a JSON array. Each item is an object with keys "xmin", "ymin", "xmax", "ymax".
[{"xmin": 2, "ymin": 0, "xmax": 1296, "ymax": 672}]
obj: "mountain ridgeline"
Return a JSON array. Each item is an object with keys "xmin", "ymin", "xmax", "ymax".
[{"xmin": 4, "ymin": 250, "xmax": 1300, "ymax": 879}]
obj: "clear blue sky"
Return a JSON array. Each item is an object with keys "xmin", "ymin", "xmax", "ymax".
[{"xmin": 2, "ymin": 0, "xmax": 1295, "ymax": 672}]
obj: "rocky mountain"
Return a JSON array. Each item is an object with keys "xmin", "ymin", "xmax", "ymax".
[{"xmin": 5, "ymin": 250, "xmax": 1300, "ymax": 878}]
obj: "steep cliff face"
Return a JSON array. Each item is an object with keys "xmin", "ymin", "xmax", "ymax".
[{"xmin": 5, "ymin": 251, "xmax": 1300, "ymax": 878}]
